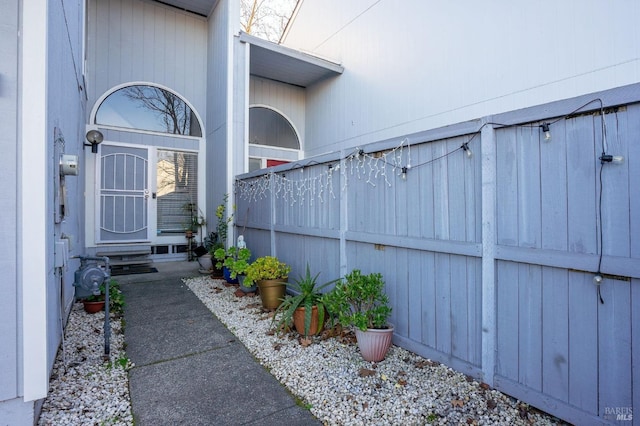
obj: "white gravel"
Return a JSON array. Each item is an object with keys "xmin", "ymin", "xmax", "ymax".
[
  {"xmin": 38, "ymin": 303, "xmax": 133, "ymax": 426},
  {"xmin": 38, "ymin": 277, "xmax": 564, "ymax": 426},
  {"xmin": 186, "ymin": 276, "xmax": 565, "ymax": 426}
]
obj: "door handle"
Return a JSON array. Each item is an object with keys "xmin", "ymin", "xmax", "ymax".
[{"xmin": 152, "ymin": 192, "xmax": 156, "ymax": 199}]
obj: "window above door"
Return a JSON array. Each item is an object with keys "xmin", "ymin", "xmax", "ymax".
[{"xmin": 95, "ymin": 84, "xmax": 202, "ymax": 137}]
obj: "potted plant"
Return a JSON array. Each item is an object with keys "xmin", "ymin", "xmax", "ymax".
[
  {"xmin": 206, "ymin": 195, "xmax": 233, "ymax": 277},
  {"xmin": 245, "ymin": 256, "xmax": 291, "ymax": 308},
  {"xmin": 273, "ymin": 265, "xmax": 337, "ymax": 337},
  {"xmin": 182, "ymin": 202, "xmax": 200, "ymax": 238},
  {"xmin": 82, "ymin": 279, "xmax": 125, "ymax": 314},
  {"xmin": 322, "ymin": 269, "xmax": 393, "ymax": 361},
  {"xmin": 213, "ymin": 246, "xmax": 251, "ymax": 285}
]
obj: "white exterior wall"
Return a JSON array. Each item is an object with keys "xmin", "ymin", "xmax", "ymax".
[{"xmin": 283, "ymin": 0, "xmax": 640, "ymax": 156}]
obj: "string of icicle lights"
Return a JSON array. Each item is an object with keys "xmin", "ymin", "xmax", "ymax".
[{"xmin": 235, "ymin": 137, "xmax": 469, "ymax": 205}]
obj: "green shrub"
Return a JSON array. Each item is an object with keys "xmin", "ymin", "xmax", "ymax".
[{"xmin": 322, "ymin": 269, "xmax": 391, "ymax": 331}]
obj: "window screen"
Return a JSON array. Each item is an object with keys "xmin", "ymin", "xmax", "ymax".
[{"xmin": 156, "ymin": 150, "xmax": 198, "ymax": 234}]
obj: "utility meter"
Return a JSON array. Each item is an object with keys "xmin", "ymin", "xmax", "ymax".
[{"xmin": 60, "ymin": 154, "xmax": 79, "ymax": 176}]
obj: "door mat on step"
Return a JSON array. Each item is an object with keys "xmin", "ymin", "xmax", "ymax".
[{"xmin": 111, "ymin": 266, "xmax": 159, "ymax": 276}]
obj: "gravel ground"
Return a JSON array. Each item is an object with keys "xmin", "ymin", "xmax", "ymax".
[
  {"xmin": 186, "ymin": 276, "xmax": 566, "ymax": 426},
  {"xmin": 38, "ymin": 276, "xmax": 565, "ymax": 426},
  {"xmin": 38, "ymin": 303, "xmax": 133, "ymax": 426}
]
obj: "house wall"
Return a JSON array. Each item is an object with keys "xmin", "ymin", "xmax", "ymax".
[
  {"xmin": 206, "ymin": 0, "xmax": 237, "ymax": 230},
  {"xmin": 85, "ymin": 0, "xmax": 209, "ymax": 248},
  {"xmin": 0, "ymin": 0, "xmax": 22, "ymax": 415},
  {"xmin": 1, "ymin": 0, "xmax": 86, "ymax": 422},
  {"xmin": 86, "ymin": 0, "xmax": 208, "ymax": 122},
  {"xmin": 282, "ymin": 0, "xmax": 640, "ymax": 157},
  {"xmin": 234, "ymin": 83, "xmax": 640, "ymax": 425},
  {"xmin": 249, "ymin": 76, "xmax": 306, "ymax": 150}
]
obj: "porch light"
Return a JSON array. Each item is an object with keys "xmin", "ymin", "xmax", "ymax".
[{"xmin": 85, "ymin": 129, "xmax": 104, "ymax": 153}]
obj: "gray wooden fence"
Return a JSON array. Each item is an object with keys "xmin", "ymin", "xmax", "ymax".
[{"xmin": 234, "ymin": 84, "xmax": 640, "ymax": 425}]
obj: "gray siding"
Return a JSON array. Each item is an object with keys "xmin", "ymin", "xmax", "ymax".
[
  {"xmin": 0, "ymin": 0, "xmax": 19, "ymax": 403},
  {"xmin": 235, "ymin": 84, "xmax": 640, "ymax": 425},
  {"xmin": 205, "ymin": 0, "xmax": 234, "ymax": 223},
  {"xmin": 249, "ymin": 76, "xmax": 305, "ymax": 150},
  {"xmin": 47, "ymin": 0, "xmax": 87, "ymax": 377},
  {"xmin": 86, "ymin": 0, "xmax": 208, "ymax": 122},
  {"xmin": 283, "ymin": 1, "xmax": 640, "ymax": 158}
]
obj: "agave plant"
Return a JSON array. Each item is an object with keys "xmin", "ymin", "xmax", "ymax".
[{"xmin": 273, "ymin": 264, "xmax": 337, "ymax": 337}]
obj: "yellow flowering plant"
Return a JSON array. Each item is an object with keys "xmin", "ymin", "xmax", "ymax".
[{"xmin": 244, "ymin": 256, "xmax": 291, "ymax": 286}]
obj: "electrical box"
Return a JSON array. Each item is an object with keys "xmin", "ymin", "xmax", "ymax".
[
  {"xmin": 54, "ymin": 239, "xmax": 69, "ymax": 268},
  {"xmin": 60, "ymin": 154, "xmax": 79, "ymax": 176}
]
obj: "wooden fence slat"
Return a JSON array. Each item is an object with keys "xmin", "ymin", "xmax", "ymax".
[
  {"xmin": 568, "ymin": 271, "xmax": 598, "ymax": 414},
  {"xmin": 597, "ymin": 277, "xmax": 632, "ymax": 417},
  {"xmin": 517, "ymin": 263, "xmax": 542, "ymax": 391},
  {"xmin": 541, "ymin": 267, "xmax": 569, "ymax": 402},
  {"xmin": 496, "ymin": 261, "xmax": 519, "ymax": 380}
]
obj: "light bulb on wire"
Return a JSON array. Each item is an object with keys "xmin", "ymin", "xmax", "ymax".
[
  {"xmin": 540, "ymin": 123, "xmax": 551, "ymax": 141},
  {"xmin": 461, "ymin": 143, "xmax": 472, "ymax": 158},
  {"xmin": 600, "ymin": 154, "xmax": 625, "ymax": 164},
  {"xmin": 401, "ymin": 166, "xmax": 408, "ymax": 180}
]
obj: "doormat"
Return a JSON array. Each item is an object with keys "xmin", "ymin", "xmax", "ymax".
[{"xmin": 111, "ymin": 266, "xmax": 159, "ymax": 276}]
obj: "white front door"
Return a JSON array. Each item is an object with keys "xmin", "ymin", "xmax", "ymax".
[{"xmin": 97, "ymin": 144, "xmax": 150, "ymax": 243}]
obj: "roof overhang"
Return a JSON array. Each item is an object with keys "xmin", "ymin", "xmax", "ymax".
[
  {"xmin": 239, "ymin": 32, "xmax": 344, "ymax": 88},
  {"xmin": 152, "ymin": 0, "xmax": 218, "ymax": 17}
]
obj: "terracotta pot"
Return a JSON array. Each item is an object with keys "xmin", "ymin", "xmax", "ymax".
[
  {"xmin": 293, "ymin": 305, "xmax": 323, "ymax": 336},
  {"xmin": 257, "ymin": 279, "xmax": 287, "ymax": 309},
  {"xmin": 354, "ymin": 324, "xmax": 394, "ymax": 362},
  {"xmin": 83, "ymin": 300, "xmax": 105, "ymax": 314}
]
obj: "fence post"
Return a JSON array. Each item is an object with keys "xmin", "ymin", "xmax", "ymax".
[
  {"xmin": 339, "ymin": 151, "xmax": 348, "ymax": 278},
  {"xmin": 270, "ymin": 172, "xmax": 277, "ymax": 256},
  {"xmin": 481, "ymin": 119, "xmax": 497, "ymax": 386}
]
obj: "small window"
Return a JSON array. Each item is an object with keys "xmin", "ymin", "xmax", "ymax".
[
  {"xmin": 249, "ymin": 107, "xmax": 299, "ymax": 149},
  {"xmin": 96, "ymin": 85, "xmax": 202, "ymax": 136},
  {"xmin": 249, "ymin": 157, "xmax": 263, "ymax": 172}
]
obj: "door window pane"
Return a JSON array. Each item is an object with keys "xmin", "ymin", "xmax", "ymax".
[{"xmin": 156, "ymin": 150, "xmax": 198, "ymax": 234}]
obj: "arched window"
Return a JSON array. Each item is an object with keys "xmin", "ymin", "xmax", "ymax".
[
  {"xmin": 95, "ymin": 85, "xmax": 202, "ymax": 137},
  {"xmin": 249, "ymin": 107, "xmax": 299, "ymax": 149}
]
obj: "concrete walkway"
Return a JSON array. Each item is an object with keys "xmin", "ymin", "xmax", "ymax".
[{"xmin": 118, "ymin": 261, "xmax": 320, "ymax": 426}]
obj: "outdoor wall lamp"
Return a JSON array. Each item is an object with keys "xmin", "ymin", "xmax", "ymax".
[{"xmin": 85, "ymin": 129, "xmax": 104, "ymax": 153}]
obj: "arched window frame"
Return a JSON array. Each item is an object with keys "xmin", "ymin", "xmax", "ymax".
[
  {"xmin": 90, "ymin": 82, "xmax": 204, "ymax": 139},
  {"xmin": 248, "ymin": 104, "xmax": 301, "ymax": 151}
]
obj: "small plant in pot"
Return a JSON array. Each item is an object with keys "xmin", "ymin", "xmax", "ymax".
[
  {"xmin": 213, "ymin": 246, "xmax": 251, "ymax": 285},
  {"xmin": 245, "ymin": 256, "xmax": 291, "ymax": 308},
  {"xmin": 82, "ymin": 279, "xmax": 125, "ymax": 315},
  {"xmin": 273, "ymin": 265, "xmax": 337, "ymax": 338},
  {"xmin": 322, "ymin": 269, "xmax": 393, "ymax": 361},
  {"xmin": 206, "ymin": 195, "xmax": 234, "ymax": 277}
]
